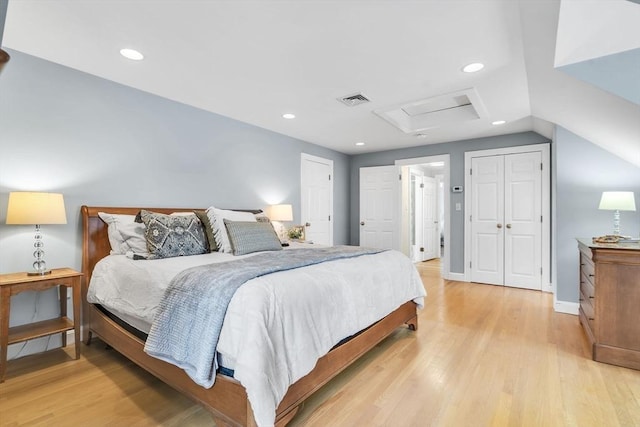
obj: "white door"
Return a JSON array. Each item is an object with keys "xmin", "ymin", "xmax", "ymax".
[
  {"xmin": 360, "ymin": 165, "xmax": 401, "ymax": 250},
  {"xmin": 411, "ymin": 172, "xmax": 424, "ymax": 262},
  {"xmin": 301, "ymin": 154, "xmax": 333, "ymax": 246},
  {"xmin": 470, "ymin": 152, "xmax": 542, "ymax": 289},
  {"xmin": 422, "ymin": 176, "xmax": 439, "ymax": 260},
  {"xmin": 470, "ymin": 155, "xmax": 504, "ymax": 285},
  {"xmin": 504, "ymin": 152, "xmax": 542, "ymax": 289}
]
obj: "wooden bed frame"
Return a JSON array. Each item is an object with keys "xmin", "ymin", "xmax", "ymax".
[{"xmin": 81, "ymin": 205, "xmax": 418, "ymax": 426}]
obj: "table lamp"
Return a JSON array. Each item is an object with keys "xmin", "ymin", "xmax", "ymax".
[
  {"xmin": 6, "ymin": 192, "xmax": 67, "ymax": 275},
  {"xmin": 598, "ymin": 191, "xmax": 636, "ymax": 236},
  {"xmin": 266, "ymin": 204, "xmax": 293, "ymax": 240}
]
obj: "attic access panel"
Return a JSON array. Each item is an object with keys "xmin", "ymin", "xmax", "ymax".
[{"xmin": 374, "ymin": 88, "xmax": 488, "ymax": 134}]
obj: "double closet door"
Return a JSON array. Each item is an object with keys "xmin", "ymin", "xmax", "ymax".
[{"xmin": 470, "ymin": 151, "xmax": 542, "ymax": 290}]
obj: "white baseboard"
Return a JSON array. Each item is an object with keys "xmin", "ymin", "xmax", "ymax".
[
  {"xmin": 446, "ymin": 272, "xmax": 466, "ymax": 282},
  {"xmin": 554, "ymin": 299, "xmax": 579, "ymax": 315}
]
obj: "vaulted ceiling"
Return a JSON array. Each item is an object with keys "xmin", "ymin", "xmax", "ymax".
[{"xmin": 1, "ymin": 0, "xmax": 639, "ymax": 165}]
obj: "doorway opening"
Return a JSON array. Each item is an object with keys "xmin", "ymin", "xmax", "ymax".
[{"xmin": 396, "ymin": 155, "xmax": 451, "ymax": 279}]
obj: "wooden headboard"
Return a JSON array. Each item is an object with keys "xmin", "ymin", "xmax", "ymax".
[
  {"xmin": 80, "ymin": 205, "xmax": 264, "ymax": 292},
  {"xmin": 80, "ymin": 206, "xmax": 197, "ymax": 283}
]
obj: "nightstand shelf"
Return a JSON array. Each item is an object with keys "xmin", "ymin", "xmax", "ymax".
[
  {"xmin": 0, "ymin": 268, "xmax": 83, "ymax": 382},
  {"xmin": 8, "ymin": 317, "xmax": 75, "ymax": 345}
]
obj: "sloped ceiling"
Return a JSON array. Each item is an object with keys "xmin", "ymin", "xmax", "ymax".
[
  {"xmin": 555, "ymin": 0, "xmax": 640, "ymax": 105},
  {"xmin": 1, "ymin": 0, "xmax": 639, "ymax": 165},
  {"xmin": 520, "ymin": 0, "xmax": 640, "ymax": 167}
]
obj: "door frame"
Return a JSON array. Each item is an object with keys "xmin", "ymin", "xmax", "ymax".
[
  {"xmin": 463, "ymin": 143, "xmax": 551, "ymax": 292},
  {"xmin": 301, "ymin": 153, "xmax": 334, "ymax": 246},
  {"xmin": 396, "ymin": 154, "xmax": 451, "ymax": 280}
]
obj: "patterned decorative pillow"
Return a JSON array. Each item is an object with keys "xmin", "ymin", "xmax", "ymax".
[
  {"xmin": 139, "ymin": 210, "xmax": 208, "ymax": 259},
  {"xmin": 254, "ymin": 212, "xmax": 271, "ymax": 223},
  {"xmin": 224, "ymin": 219, "xmax": 282, "ymax": 256}
]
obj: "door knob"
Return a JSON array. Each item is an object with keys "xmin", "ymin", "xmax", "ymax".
[
  {"xmin": 497, "ymin": 223, "xmax": 503, "ymax": 229},
  {"xmin": 305, "ymin": 222, "xmax": 311, "ymax": 227},
  {"xmin": 506, "ymin": 224, "xmax": 512, "ymax": 229},
  {"xmin": 360, "ymin": 221, "xmax": 365, "ymax": 226}
]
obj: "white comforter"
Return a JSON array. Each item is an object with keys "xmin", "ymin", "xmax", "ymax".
[{"xmin": 88, "ymin": 246, "xmax": 425, "ymax": 426}]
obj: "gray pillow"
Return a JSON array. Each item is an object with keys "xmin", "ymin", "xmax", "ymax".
[
  {"xmin": 140, "ymin": 210, "xmax": 208, "ymax": 259},
  {"xmin": 194, "ymin": 210, "xmax": 218, "ymax": 252},
  {"xmin": 224, "ymin": 219, "xmax": 282, "ymax": 256}
]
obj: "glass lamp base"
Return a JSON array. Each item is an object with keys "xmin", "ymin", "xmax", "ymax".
[{"xmin": 27, "ymin": 270, "xmax": 52, "ymax": 276}]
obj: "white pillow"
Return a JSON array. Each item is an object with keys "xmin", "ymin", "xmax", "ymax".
[
  {"xmin": 205, "ymin": 207, "xmax": 257, "ymax": 253},
  {"xmin": 98, "ymin": 212, "xmax": 149, "ymax": 256}
]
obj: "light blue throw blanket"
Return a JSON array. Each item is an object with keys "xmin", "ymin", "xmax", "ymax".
[{"xmin": 144, "ymin": 246, "xmax": 384, "ymax": 388}]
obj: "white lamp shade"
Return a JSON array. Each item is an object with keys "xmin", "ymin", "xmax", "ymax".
[
  {"xmin": 6, "ymin": 192, "xmax": 67, "ymax": 225},
  {"xmin": 266, "ymin": 204, "xmax": 293, "ymax": 222},
  {"xmin": 598, "ymin": 191, "xmax": 636, "ymax": 211}
]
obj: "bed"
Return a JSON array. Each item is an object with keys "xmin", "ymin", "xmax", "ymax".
[{"xmin": 81, "ymin": 205, "xmax": 425, "ymax": 426}]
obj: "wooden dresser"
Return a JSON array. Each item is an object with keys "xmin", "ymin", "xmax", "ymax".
[{"xmin": 577, "ymin": 238, "xmax": 640, "ymax": 370}]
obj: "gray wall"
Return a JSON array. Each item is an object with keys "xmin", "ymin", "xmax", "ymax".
[
  {"xmin": 349, "ymin": 132, "xmax": 551, "ymax": 273},
  {"xmin": 0, "ymin": 50, "xmax": 349, "ymax": 359},
  {"xmin": 553, "ymin": 126, "xmax": 640, "ymax": 302}
]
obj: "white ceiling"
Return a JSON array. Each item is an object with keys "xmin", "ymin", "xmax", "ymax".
[{"xmin": 2, "ymin": 0, "xmax": 640, "ymax": 163}]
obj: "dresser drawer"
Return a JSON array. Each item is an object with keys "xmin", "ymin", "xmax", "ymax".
[
  {"xmin": 580, "ymin": 254, "xmax": 595, "ymax": 286},
  {"xmin": 580, "ymin": 272, "xmax": 595, "ymax": 299},
  {"xmin": 580, "ymin": 289, "xmax": 595, "ymax": 330}
]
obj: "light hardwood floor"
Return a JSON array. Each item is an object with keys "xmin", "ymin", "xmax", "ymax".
[{"xmin": 1, "ymin": 260, "xmax": 639, "ymax": 426}]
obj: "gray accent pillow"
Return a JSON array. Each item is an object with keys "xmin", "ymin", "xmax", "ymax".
[
  {"xmin": 140, "ymin": 210, "xmax": 208, "ymax": 259},
  {"xmin": 194, "ymin": 210, "xmax": 218, "ymax": 252},
  {"xmin": 224, "ymin": 219, "xmax": 282, "ymax": 256}
]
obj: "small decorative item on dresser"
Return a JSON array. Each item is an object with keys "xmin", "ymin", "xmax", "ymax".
[{"xmin": 0, "ymin": 268, "xmax": 83, "ymax": 382}]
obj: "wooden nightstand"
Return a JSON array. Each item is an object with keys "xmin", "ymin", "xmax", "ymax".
[{"xmin": 0, "ymin": 268, "xmax": 83, "ymax": 382}]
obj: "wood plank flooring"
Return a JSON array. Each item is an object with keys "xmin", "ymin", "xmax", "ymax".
[{"xmin": 1, "ymin": 260, "xmax": 639, "ymax": 426}]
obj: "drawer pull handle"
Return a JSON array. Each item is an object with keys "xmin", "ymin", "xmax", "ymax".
[
  {"xmin": 579, "ymin": 298, "xmax": 584, "ymax": 302},
  {"xmin": 589, "ymin": 296, "xmax": 594, "ymax": 299},
  {"xmin": 588, "ymin": 274, "xmax": 594, "ymax": 277},
  {"xmin": 589, "ymin": 317, "xmax": 595, "ymax": 321}
]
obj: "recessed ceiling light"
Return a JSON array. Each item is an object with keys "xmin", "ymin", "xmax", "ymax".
[
  {"xmin": 462, "ymin": 62, "xmax": 484, "ymax": 73},
  {"xmin": 282, "ymin": 113, "xmax": 296, "ymax": 119},
  {"xmin": 492, "ymin": 120, "xmax": 506, "ymax": 125},
  {"xmin": 355, "ymin": 142, "xmax": 365, "ymax": 146},
  {"xmin": 120, "ymin": 48, "xmax": 144, "ymax": 61}
]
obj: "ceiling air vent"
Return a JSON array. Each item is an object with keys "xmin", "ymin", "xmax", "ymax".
[{"xmin": 338, "ymin": 92, "xmax": 371, "ymax": 107}]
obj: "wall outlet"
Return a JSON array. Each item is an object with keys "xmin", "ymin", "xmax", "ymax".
[{"xmin": 455, "ymin": 203, "xmax": 462, "ymax": 211}]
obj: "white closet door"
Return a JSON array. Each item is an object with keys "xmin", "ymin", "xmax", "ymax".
[
  {"xmin": 504, "ymin": 152, "xmax": 542, "ymax": 290},
  {"xmin": 360, "ymin": 165, "xmax": 401, "ymax": 250},
  {"xmin": 470, "ymin": 155, "xmax": 504, "ymax": 286}
]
